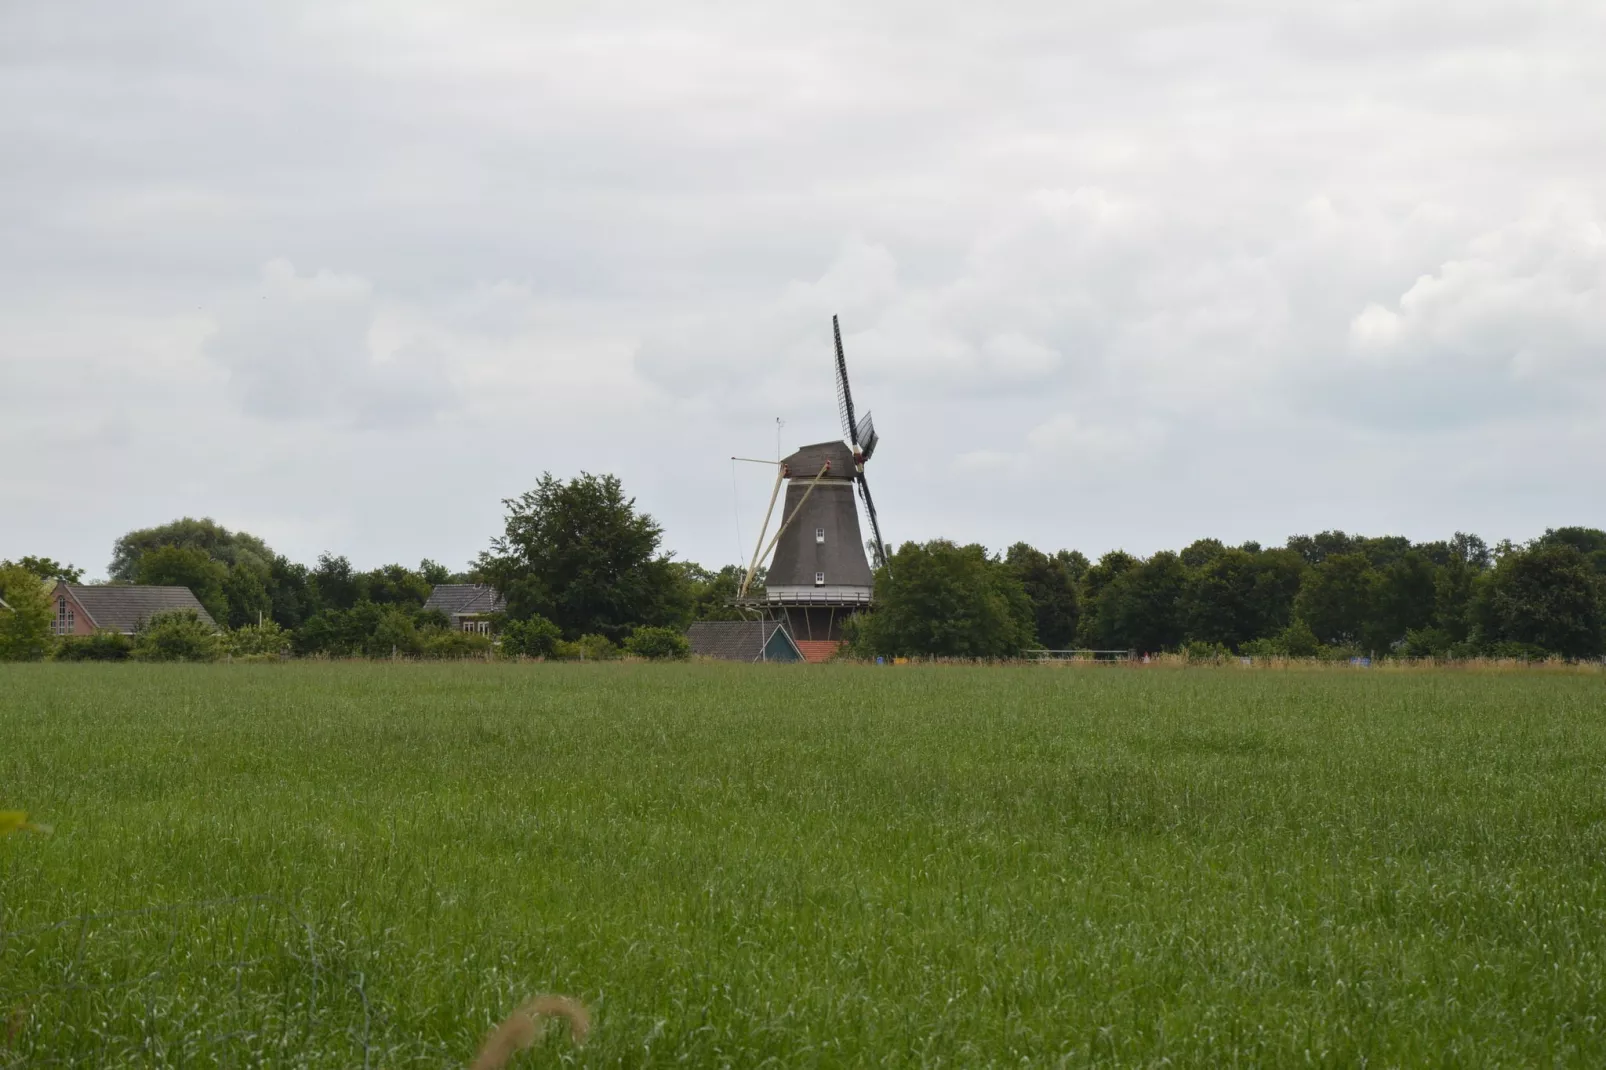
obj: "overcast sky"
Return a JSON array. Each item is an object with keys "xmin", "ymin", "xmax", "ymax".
[{"xmin": 3, "ymin": 2, "xmax": 1603, "ymax": 579}]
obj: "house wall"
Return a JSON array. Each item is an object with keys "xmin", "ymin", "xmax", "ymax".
[{"xmin": 48, "ymin": 583, "xmax": 97, "ymax": 636}]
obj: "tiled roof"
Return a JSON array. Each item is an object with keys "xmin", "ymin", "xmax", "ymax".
[
  {"xmin": 687, "ymin": 620, "xmax": 799, "ymax": 662},
  {"xmin": 65, "ymin": 583, "xmax": 219, "ymax": 633},
  {"xmin": 794, "ymin": 639, "xmax": 843, "ymax": 663},
  {"xmin": 423, "ymin": 584, "xmax": 506, "ymax": 617}
]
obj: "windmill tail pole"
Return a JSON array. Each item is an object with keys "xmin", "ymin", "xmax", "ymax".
[
  {"xmin": 740, "ymin": 463, "xmax": 786, "ymax": 597},
  {"xmin": 754, "ymin": 463, "xmax": 831, "ymax": 576}
]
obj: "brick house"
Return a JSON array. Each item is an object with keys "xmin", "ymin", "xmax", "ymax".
[
  {"xmin": 422, "ymin": 584, "xmax": 506, "ymax": 634},
  {"xmin": 46, "ymin": 581, "xmax": 220, "ymax": 636}
]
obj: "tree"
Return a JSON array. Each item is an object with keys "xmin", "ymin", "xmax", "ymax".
[
  {"xmin": 1536, "ymin": 527, "xmax": 1606, "ymax": 575},
  {"xmin": 1285, "ymin": 531, "xmax": 1357, "ymax": 566},
  {"xmin": 361, "ymin": 564, "xmax": 433, "ymax": 608},
  {"xmin": 1004, "ymin": 543, "xmax": 1080, "ymax": 648},
  {"xmin": 1085, "ymin": 551, "xmax": 1188, "ymax": 653},
  {"xmin": 0, "ymin": 565, "xmax": 53, "ymax": 661},
  {"xmin": 131, "ymin": 610, "xmax": 221, "ymax": 662},
  {"xmin": 1075, "ymin": 550, "xmax": 1138, "ymax": 647},
  {"xmin": 135, "ymin": 546, "xmax": 230, "ymax": 625},
  {"xmin": 855, "ymin": 540, "xmax": 1035, "ymax": 658},
  {"xmin": 110, "ymin": 517, "xmax": 273, "ymax": 580},
  {"xmin": 367, "ymin": 606, "xmax": 422, "ymax": 657},
  {"xmin": 1, "ymin": 556, "xmax": 83, "ymax": 583},
  {"xmin": 110, "ymin": 518, "xmax": 284, "ymax": 629},
  {"xmin": 1293, "ymin": 552, "xmax": 1378, "ymax": 648},
  {"xmin": 309, "ymin": 553, "xmax": 362, "ymax": 612},
  {"xmin": 1179, "ymin": 538, "xmax": 1228, "ymax": 569},
  {"xmin": 676, "ymin": 562, "xmax": 762, "ymax": 622},
  {"xmin": 1183, "ymin": 548, "xmax": 1305, "ymax": 651},
  {"xmin": 221, "ymin": 561, "xmax": 273, "ymax": 629},
  {"xmin": 478, "ymin": 473, "xmax": 688, "ymax": 641},
  {"xmin": 420, "ymin": 559, "xmax": 474, "ymax": 585},
  {"xmin": 1472, "ymin": 543, "xmax": 1604, "ymax": 658},
  {"xmin": 1368, "ymin": 550, "xmax": 1438, "ymax": 651}
]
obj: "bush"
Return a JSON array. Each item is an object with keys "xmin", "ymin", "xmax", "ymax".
[
  {"xmin": 419, "ymin": 629, "xmax": 494, "ymax": 659},
  {"xmin": 131, "ymin": 610, "xmax": 221, "ymax": 662},
  {"xmin": 55, "ymin": 629, "xmax": 134, "ymax": 661},
  {"xmin": 223, "ymin": 620, "xmax": 290, "ymax": 658},
  {"xmin": 1398, "ymin": 627, "xmax": 1453, "ymax": 658},
  {"xmin": 623, "ymin": 625, "xmax": 690, "ymax": 660},
  {"xmin": 500, "ymin": 615, "xmax": 563, "ymax": 659},
  {"xmin": 365, "ymin": 606, "xmax": 421, "ymax": 658},
  {"xmin": 1277, "ymin": 619, "xmax": 1321, "ymax": 658},
  {"xmin": 1183, "ymin": 640, "xmax": 1231, "ymax": 664},
  {"xmin": 554, "ymin": 633, "xmax": 619, "ymax": 661}
]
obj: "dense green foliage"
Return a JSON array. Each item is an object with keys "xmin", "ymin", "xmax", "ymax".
[
  {"xmin": 130, "ymin": 610, "xmax": 222, "ymax": 662},
  {"xmin": 4, "ymin": 663, "xmax": 1606, "ymax": 1064},
  {"xmin": 1, "ymin": 556, "xmax": 84, "ymax": 583},
  {"xmin": 498, "ymin": 615, "xmax": 563, "ymax": 658},
  {"xmin": 854, "ymin": 540, "xmax": 1035, "ymax": 658},
  {"xmin": 9, "ymin": 480, "xmax": 1605, "ymax": 660},
  {"xmin": 54, "ymin": 629, "xmax": 134, "ymax": 661},
  {"xmin": 623, "ymin": 624, "xmax": 692, "ymax": 660},
  {"xmin": 0, "ymin": 565, "xmax": 53, "ymax": 661},
  {"xmin": 478, "ymin": 472, "xmax": 688, "ymax": 642}
]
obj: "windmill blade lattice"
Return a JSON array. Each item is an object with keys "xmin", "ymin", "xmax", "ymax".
[
  {"xmin": 833, "ymin": 314, "xmax": 859, "ymax": 449},
  {"xmin": 856, "ymin": 473, "xmax": 889, "ymax": 570}
]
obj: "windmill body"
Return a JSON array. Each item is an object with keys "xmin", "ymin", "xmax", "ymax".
[
  {"xmin": 731, "ymin": 315, "xmax": 889, "ymax": 652},
  {"xmin": 760, "ymin": 439, "xmax": 874, "ymax": 641}
]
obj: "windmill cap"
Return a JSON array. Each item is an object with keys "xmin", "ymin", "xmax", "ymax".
[{"xmin": 781, "ymin": 440, "xmax": 857, "ymax": 478}]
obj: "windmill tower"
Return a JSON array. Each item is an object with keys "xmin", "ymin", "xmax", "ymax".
[{"xmin": 737, "ymin": 316, "xmax": 888, "ymax": 649}]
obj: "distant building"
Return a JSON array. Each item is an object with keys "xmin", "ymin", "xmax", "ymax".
[
  {"xmin": 423, "ymin": 584, "xmax": 506, "ymax": 634},
  {"xmin": 45, "ymin": 581, "xmax": 219, "ymax": 636},
  {"xmin": 686, "ymin": 620, "xmax": 805, "ymax": 663}
]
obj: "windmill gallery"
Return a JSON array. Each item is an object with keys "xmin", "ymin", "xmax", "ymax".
[{"xmin": 686, "ymin": 317, "xmax": 888, "ymax": 663}]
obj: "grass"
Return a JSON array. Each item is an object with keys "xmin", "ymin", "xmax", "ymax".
[{"xmin": 2, "ymin": 661, "xmax": 1605, "ymax": 1066}]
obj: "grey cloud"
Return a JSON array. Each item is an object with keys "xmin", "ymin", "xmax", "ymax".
[
  {"xmin": 3, "ymin": 1, "xmax": 1606, "ymax": 576},
  {"xmin": 204, "ymin": 260, "xmax": 459, "ymax": 428}
]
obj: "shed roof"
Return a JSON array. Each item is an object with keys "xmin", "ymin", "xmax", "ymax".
[
  {"xmin": 423, "ymin": 584, "xmax": 506, "ymax": 617},
  {"xmin": 686, "ymin": 620, "xmax": 802, "ymax": 662},
  {"xmin": 61, "ymin": 583, "xmax": 219, "ymax": 633}
]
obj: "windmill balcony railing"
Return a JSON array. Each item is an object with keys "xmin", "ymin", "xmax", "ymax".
[{"xmin": 737, "ymin": 586, "xmax": 874, "ymax": 607}]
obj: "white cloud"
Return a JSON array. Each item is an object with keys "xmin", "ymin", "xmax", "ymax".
[{"xmin": 1344, "ymin": 200, "xmax": 1606, "ymax": 394}]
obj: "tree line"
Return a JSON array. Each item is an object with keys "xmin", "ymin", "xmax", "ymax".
[
  {"xmin": 0, "ymin": 474, "xmax": 742, "ymax": 662},
  {"xmin": 856, "ymin": 529, "xmax": 1606, "ymax": 661},
  {"xmin": 3, "ymin": 470, "xmax": 1603, "ymax": 662}
]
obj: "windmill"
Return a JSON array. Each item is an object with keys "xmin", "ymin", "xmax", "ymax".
[{"xmin": 734, "ymin": 316, "xmax": 888, "ymax": 650}]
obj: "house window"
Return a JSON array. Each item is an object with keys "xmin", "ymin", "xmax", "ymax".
[
  {"xmin": 815, "ymin": 527, "xmax": 825, "ymax": 544},
  {"xmin": 55, "ymin": 596, "xmax": 74, "ymax": 636},
  {"xmin": 461, "ymin": 619, "xmax": 490, "ymax": 635},
  {"xmin": 815, "ymin": 572, "xmax": 825, "ymax": 586}
]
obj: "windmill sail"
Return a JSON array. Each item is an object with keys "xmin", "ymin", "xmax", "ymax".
[{"xmin": 833, "ymin": 314, "xmax": 859, "ymax": 448}]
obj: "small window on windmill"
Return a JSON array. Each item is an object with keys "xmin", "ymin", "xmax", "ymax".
[
  {"xmin": 815, "ymin": 571, "xmax": 826, "ymax": 586},
  {"xmin": 815, "ymin": 527, "xmax": 825, "ymax": 544}
]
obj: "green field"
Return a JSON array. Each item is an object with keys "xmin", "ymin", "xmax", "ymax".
[{"xmin": 3, "ymin": 663, "xmax": 1605, "ymax": 1066}]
